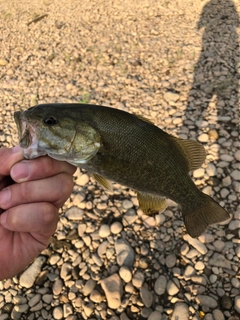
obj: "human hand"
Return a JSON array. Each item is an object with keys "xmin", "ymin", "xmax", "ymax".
[{"xmin": 0, "ymin": 146, "xmax": 76, "ymax": 280}]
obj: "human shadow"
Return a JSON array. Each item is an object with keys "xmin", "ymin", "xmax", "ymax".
[{"xmin": 182, "ymin": 0, "xmax": 239, "ymax": 136}]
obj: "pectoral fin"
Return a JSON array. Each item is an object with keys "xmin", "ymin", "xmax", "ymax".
[
  {"xmin": 92, "ymin": 173, "xmax": 113, "ymax": 192},
  {"xmin": 137, "ymin": 192, "xmax": 167, "ymax": 215}
]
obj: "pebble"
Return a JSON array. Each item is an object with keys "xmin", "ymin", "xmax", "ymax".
[
  {"xmin": 193, "ymin": 168, "xmax": 205, "ymax": 178},
  {"xmin": 19, "ymin": 256, "xmax": 46, "ymax": 288},
  {"xmin": 140, "ymin": 286, "xmax": 153, "ymax": 307},
  {"xmin": 115, "ymin": 238, "xmax": 135, "ymax": 267},
  {"xmin": 148, "ymin": 311, "xmax": 162, "ymax": 320},
  {"xmin": 99, "ymin": 224, "xmax": 111, "ymax": 238},
  {"xmin": 165, "ymin": 254, "xmax": 176, "ymax": 268},
  {"xmin": 212, "ymin": 309, "xmax": 225, "ymax": 320},
  {"xmin": 234, "ymin": 296, "xmax": 240, "ymax": 313},
  {"xmin": 234, "ymin": 150, "xmax": 240, "ymax": 161},
  {"xmin": 65, "ymin": 207, "xmax": 84, "ymax": 220},
  {"xmin": 208, "ymin": 253, "xmax": 231, "ymax": 269},
  {"xmin": 166, "ymin": 278, "xmax": 180, "ymax": 296},
  {"xmin": 183, "ymin": 235, "xmax": 208, "ymax": 254},
  {"xmin": 110, "ymin": 221, "xmax": 123, "ymax": 234},
  {"xmin": 100, "ymin": 274, "xmax": 123, "ymax": 309},
  {"xmin": 171, "ymin": 303, "xmax": 189, "ymax": 320},
  {"xmin": 154, "ymin": 275, "xmax": 167, "ymax": 295},
  {"xmin": 53, "ymin": 306, "xmax": 63, "ymax": 320},
  {"xmin": 206, "ymin": 163, "xmax": 217, "ymax": 177},
  {"xmin": 82, "ymin": 279, "xmax": 96, "ymax": 296},
  {"xmin": 164, "ymin": 91, "xmax": 179, "ymax": 102},
  {"xmin": 196, "ymin": 295, "xmax": 218, "ymax": 308},
  {"xmin": 132, "ymin": 270, "xmax": 145, "ymax": 288},
  {"xmin": 198, "ymin": 133, "xmax": 208, "ymax": 143},
  {"xmin": 119, "ymin": 266, "xmax": 132, "ymax": 283}
]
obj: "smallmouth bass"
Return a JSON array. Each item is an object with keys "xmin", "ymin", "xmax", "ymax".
[{"xmin": 14, "ymin": 104, "xmax": 230, "ymax": 237}]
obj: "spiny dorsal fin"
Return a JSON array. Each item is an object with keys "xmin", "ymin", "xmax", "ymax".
[
  {"xmin": 134, "ymin": 114, "xmax": 155, "ymax": 125},
  {"xmin": 92, "ymin": 173, "xmax": 113, "ymax": 192},
  {"xmin": 137, "ymin": 191, "xmax": 167, "ymax": 215},
  {"xmin": 171, "ymin": 136, "xmax": 206, "ymax": 171}
]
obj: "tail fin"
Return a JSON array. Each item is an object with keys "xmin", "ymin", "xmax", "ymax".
[{"xmin": 183, "ymin": 194, "xmax": 230, "ymax": 238}]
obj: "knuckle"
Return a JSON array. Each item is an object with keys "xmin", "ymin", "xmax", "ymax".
[{"xmin": 41, "ymin": 203, "xmax": 58, "ymax": 226}]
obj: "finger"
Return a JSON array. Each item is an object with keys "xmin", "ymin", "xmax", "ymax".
[
  {"xmin": 11, "ymin": 156, "xmax": 77, "ymax": 183},
  {"xmin": 0, "ymin": 172, "xmax": 74, "ymax": 210},
  {"xmin": 0, "ymin": 202, "xmax": 58, "ymax": 239},
  {"xmin": 0, "ymin": 146, "xmax": 24, "ymax": 177}
]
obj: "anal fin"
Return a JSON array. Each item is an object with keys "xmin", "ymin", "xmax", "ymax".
[
  {"xmin": 92, "ymin": 173, "xmax": 113, "ymax": 192},
  {"xmin": 137, "ymin": 192, "xmax": 167, "ymax": 215}
]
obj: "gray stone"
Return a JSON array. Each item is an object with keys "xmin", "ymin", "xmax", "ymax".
[
  {"xmin": 139, "ymin": 286, "xmax": 153, "ymax": 307},
  {"xmin": 196, "ymin": 295, "xmax": 218, "ymax": 308},
  {"xmin": 154, "ymin": 275, "xmax": 167, "ymax": 295},
  {"xmin": 208, "ymin": 253, "xmax": 231, "ymax": 269},
  {"xmin": 132, "ymin": 270, "xmax": 145, "ymax": 288}
]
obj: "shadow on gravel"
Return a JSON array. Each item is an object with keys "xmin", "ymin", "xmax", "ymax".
[{"xmin": 182, "ymin": 0, "xmax": 239, "ymax": 136}]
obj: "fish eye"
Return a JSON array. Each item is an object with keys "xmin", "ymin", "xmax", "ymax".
[{"xmin": 43, "ymin": 116, "xmax": 58, "ymax": 126}]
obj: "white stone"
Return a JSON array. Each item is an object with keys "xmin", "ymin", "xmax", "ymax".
[
  {"xmin": 206, "ymin": 163, "xmax": 217, "ymax": 176},
  {"xmin": 110, "ymin": 221, "xmax": 123, "ymax": 234},
  {"xmin": 100, "ymin": 274, "xmax": 122, "ymax": 309},
  {"xmin": 119, "ymin": 266, "xmax": 132, "ymax": 283},
  {"xmin": 167, "ymin": 278, "xmax": 180, "ymax": 296},
  {"xmin": 198, "ymin": 133, "xmax": 208, "ymax": 143},
  {"xmin": 19, "ymin": 256, "xmax": 46, "ymax": 288},
  {"xmin": 65, "ymin": 207, "xmax": 84, "ymax": 220},
  {"xmin": 99, "ymin": 224, "xmax": 111, "ymax": 238},
  {"xmin": 229, "ymin": 220, "xmax": 240, "ymax": 230},
  {"xmin": 193, "ymin": 168, "xmax": 205, "ymax": 178}
]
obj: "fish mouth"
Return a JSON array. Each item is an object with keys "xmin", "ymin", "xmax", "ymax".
[{"xmin": 14, "ymin": 111, "xmax": 47, "ymax": 159}]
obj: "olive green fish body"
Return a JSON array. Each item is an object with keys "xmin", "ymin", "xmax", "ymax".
[{"xmin": 14, "ymin": 104, "xmax": 230, "ymax": 237}]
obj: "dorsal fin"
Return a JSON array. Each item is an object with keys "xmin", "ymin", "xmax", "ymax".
[
  {"xmin": 170, "ymin": 136, "xmax": 206, "ymax": 171},
  {"xmin": 134, "ymin": 114, "xmax": 155, "ymax": 125}
]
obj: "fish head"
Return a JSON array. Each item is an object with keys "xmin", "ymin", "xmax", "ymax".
[{"xmin": 14, "ymin": 104, "xmax": 101, "ymax": 165}]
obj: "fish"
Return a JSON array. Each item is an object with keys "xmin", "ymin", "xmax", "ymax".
[{"xmin": 14, "ymin": 103, "xmax": 230, "ymax": 238}]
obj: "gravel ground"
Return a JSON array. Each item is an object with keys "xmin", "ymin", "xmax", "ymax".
[{"xmin": 0, "ymin": 0, "xmax": 240, "ymax": 319}]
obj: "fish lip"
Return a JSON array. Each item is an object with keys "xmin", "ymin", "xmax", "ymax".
[{"xmin": 14, "ymin": 111, "xmax": 33, "ymax": 148}]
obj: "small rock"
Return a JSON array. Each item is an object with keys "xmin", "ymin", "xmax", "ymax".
[
  {"xmin": 196, "ymin": 295, "xmax": 218, "ymax": 308},
  {"xmin": 212, "ymin": 309, "xmax": 225, "ymax": 320},
  {"xmin": 19, "ymin": 256, "xmax": 46, "ymax": 288},
  {"xmin": 198, "ymin": 134, "xmax": 208, "ymax": 143},
  {"xmin": 99, "ymin": 224, "xmax": 111, "ymax": 238},
  {"xmin": 119, "ymin": 266, "xmax": 132, "ymax": 283},
  {"xmin": 132, "ymin": 270, "xmax": 145, "ymax": 288},
  {"xmin": 230, "ymin": 170, "xmax": 240, "ymax": 181},
  {"xmin": 167, "ymin": 278, "xmax": 180, "ymax": 296},
  {"xmin": 76, "ymin": 173, "xmax": 89, "ymax": 186},
  {"xmin": 122, "ymin": 199, "xmax": 133, "ymax": 209},
  {"xmin": 65, "ymin": 207, "xmax": 84, "ymax": 220},
  {"xmin": 100, "ymin": 273, "xmax": 123, "ymax": 309},
  {"xmin": 148, "ymin": 311, "xmax": 162, "ymax": 320},
  {"xmin": 82, "ymin": 279, "xmax": 96, "ymax": 296},
  {"xmin": 209, "ymin": 253, "xmax": 231, "ymax": 269},
  {"xmin": 166, "ymin": 254, "xmax": 176, "ymax": 268},
  {"xmin": 194, "ymin": 261, "xmax": 205, "ymax": 271},
  {"xmin": 183, "ymin": 234, "xmax": 208, "ymax": 254},
  {"xmin": 234, "ymin": 296, "xmax": 240, "ymax": 313},
  {"xmin": 140, "ymin": 286, "xmax": 153, "ymax": 307},
  {"xmin": 53, "ymin": 306, "xmax": 63, "ymax": 320},
  {"xmin": 206, "ymin": 163, "xmax": 217, "ymax": 177},
  {"xmin": 171, "ymin": 303, "xmax": 189, "ymax": 320},
  {"xmin": 228, "ymin": 220, "xmax": 240, "ymax": 230},
  {"xmin": 221, "ymin": 295, "xmax": 233, "ymax": 310},
  {"xmin": 90, "ymin": 290, "xmax": 104, "ymax": 303},
  {"xmin": 234, "ymin": 150, "xmax": 240, "ymax": 161},
  {"xmin": 110, "ymin": 221, "xmax": 123, "ymax": 234},
  {"xmin": 164, "ymin": 91, "xmax": 179, "ymax": 102},
  {"xmin": 213, "ymin": 240, "xmax": 225, "ymax": 252},
  {"xmin": 123, "ymin": 209, "xmax": 138, "ymax": 226},
  {"xmin": 52, "ymin": 278, "xmax": 63, "ymax": 296},
  {"xmin": 208, "ymin": 129, "xmax": 218, "ymax": 140},
  {"xmin": 154, "ymin": 275, "xmax": 167, "ymax": 295},
  {"xmin": 193, "ymin": 168, "xmax": 205, "ymax": 178},
  {"xmin": 0, "ymin": 59, "xmax": 8, "ymax": 66},
  {"xmin": 115, "ymin": 239, "xmax": 135, "ymax": 267}
]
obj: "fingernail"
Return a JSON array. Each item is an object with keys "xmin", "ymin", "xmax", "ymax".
[
  {"xmin": 0, "ymin": 188, "xmax": 11, "ymax": 207},
  {"xmin": 12, "ymin": 145, "xmax": 22, "ymax": 153},
  {"xmin": 11, "ymin": 161, "xmax": 30, "ymax": 182}
]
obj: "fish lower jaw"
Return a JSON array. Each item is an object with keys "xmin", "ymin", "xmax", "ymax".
[{"xmin": 22, "ymin": 147, "xmax": 47, "ymax": 159}]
